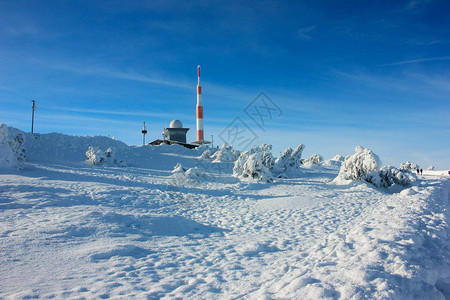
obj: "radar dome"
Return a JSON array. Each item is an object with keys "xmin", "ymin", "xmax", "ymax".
[{"xmin": 169, "ymin": 120, "xmax": 183, "ymax": 128}]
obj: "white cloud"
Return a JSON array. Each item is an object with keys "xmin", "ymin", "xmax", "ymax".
[
  {"xmin": 296, "ymin": 26, "xmax": 316, "ymax": 41},
  {"xmin": 380, "ymin": 56, "xmax": 450, "ymax": 66}
]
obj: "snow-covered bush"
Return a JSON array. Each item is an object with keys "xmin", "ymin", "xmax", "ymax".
[
  {"xmin": 302, "ymin": 154, "xmax": 324, "ymax": 168},
  {"xmin": 0, "ymin": 124, "xmax": 26, "ymax": 169},
  {"xmin": 233, "ymin": 144, "xmax": 274, "ymax": 182},
  {"xmin": 185, "ymin": 167, "xmax": 205, "ymax": 180},
  {"xmin": 273, "ymin": 144, "xmax": 305, "ymax": 173},
  {"xmin": 289, "ymin": 144, "xmax": 305, "ymax": 170},
  {"xmin": 427, "ymin": 165, "xmax": 435, "ymax": 171},
  {"xmin": 399, "ymin": 161, "xmax": 420, "ymax": 171},
  {"xmin": 86, "ymin": 146, "xmax": 126, "ymax": 167},
  {"xmin": 273, "ymin": 147, "xmax": 293, "ymax": 172},
  {"xmin": 200, "ymin": 149, "xmax": 211, "ymax": 159},
  {"xmin": 211, "ymin": 143, "xmax": 239, "ymax": 162},
  {"xmin": 375, "ymin": 166, "xmax": 415, "ymax": 188},
  {"xmin": 323, "ymin": 154, "xmax": 345, "ymax": 168},
  {"xmin": 333, "ymin": 146, "xmax": 382, "ymax": 184},
  {"xmin": 86, "ymin": 146, "xmax": 106, "ymax": 165},
  {"xmin": 172, "ymin": 163, "xmax": 187, "ymax": 174},
  {"xmin": 171, "ymin": 163, "xmax": 206, "ymax": 183}
]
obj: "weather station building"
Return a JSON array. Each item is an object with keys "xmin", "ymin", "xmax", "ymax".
[
  {"xmin": 164, "ymin": 120, "xmax": 189, "ymax": 143},
  {"xmin": 150, "ymin": 119, "xmax": 198, "ymax": 148}
]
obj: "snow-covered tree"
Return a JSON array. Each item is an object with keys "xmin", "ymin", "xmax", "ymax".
[
  {"xmin": 273, "ymin": 147, "xmax": 293, "ymax": 172},
  {"xmin": 427, "ymin": 165, "xmax": 435, "ymax": 171},
  {"xmin": 368, "ymin": 166, "xmax": 415, "ymax": 188},
  {"xmin": 86, "ymin": 147, "xmax": 107, "ymax": 165},
  {"xmin": 172, "ymin": 163, "xmax": 187, "ymax": 174},
  {"xmin": 200, "ymin": 149, "xmax": 211, "ymax": 159},
  {"xmin": 399, "ymin": 161, "xmax": 420, "ymax": 171},
  {"xmin": 333, "ymin": 146, "xmax": 382, "ymax": 184},
  {"xmin": 288, "ymin": 144, "xmax": 305, "ymax": 170},
  {"xmin": 302, "ymin": 154, "xmax": 324, "ymax": 168},
  {"xmin": 211, "ymin": 143, "xmax": 239, "ymax": 162},
  {"xmin": 233, "ymin": 144, "xmax": 274, "ymax": 182},
  {"xmin": 0, "ymin": 124, "xmax": 26, "ymax": 169},
  {"xmin": 323, "ymin": 154, "xmax": 345, "ymax": 168},
  {"xmin": 86, "ymin": 147, "xmax": 126, "ymax": 167}
]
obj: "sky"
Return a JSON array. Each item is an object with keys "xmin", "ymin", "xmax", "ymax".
[{"xmin": 1, "ymin": 0, "xmax": 449, "ymax": 168}]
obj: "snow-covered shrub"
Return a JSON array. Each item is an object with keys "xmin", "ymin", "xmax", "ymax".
[
  {"xmin": 427, "ymin": 165, "xmax": 435, "ymax": 171},
  {"xmin": 370, "ymin": 166, "xmax": 415, "ymax": 188},
  {"xmin": 200, "ymin": 149, "xmax": 211, "ymax": 159},
  {"xmin": 171, "ymin": 163, "xmax": 187, "ymax": 174},
  {"xmin": 233, "ymin": 144, "xmax": 274, "ymax": 182},
  {"xmin": 185, "ymin": 167, "xmax": 205, "ymax": 180},
  {"xmin": 273, "ymin": 147, "xmax": 293, "ymax": 172},
  {"xmin": 288, "ymin": 144, "xmax": 305, "ymax": 170},
  {"xmin": 0, "ymin": 124, "xmax": 26, "ymax": 169},
  {"xmin": 86, "ymin": 146, "xmax": 106, "ymax": 165},
  {"xmin": 171, "ymin": 164, "xmax": 206, "ymax": 184},
  {"xmin": 399, "ymin": 161, "xmax": 420, "ymax": 171},
  {"xmin": 86, "ymin": 147, "xmax": 126, "ymax": 167},
  {"xmin": 212, "ymin": 143, "xmax": 239, "ymax": 162},
  {"xmin": 323, "ymin": 154, "xmax": 345, "ymax": 168},
  {"xmin": 302, "ymin": 154, "xmax": 324, "ymax": 168},
  {"xmin": 333, "ymin": 146, "xmax": 382, "ymax": 184}
]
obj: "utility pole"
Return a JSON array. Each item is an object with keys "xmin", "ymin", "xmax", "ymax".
[
  {"xmin": 141, "ymin": 122, "xmax": 147, "ymax": 146},
  {"xmin": 31, "ymin": 100, "xmax": 36, "ymax": 133},
  {"xmin": 211, "ymin": 134, "xmax": 214, "ymax": 148}
]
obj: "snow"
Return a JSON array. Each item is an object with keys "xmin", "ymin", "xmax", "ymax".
[{"xmin": 1, "ymin": 126, "xmax": 450, "ymax": 299}]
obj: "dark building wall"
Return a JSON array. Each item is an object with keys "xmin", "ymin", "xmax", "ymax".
[{"xmin": 167, "ymin": 128, "xmax": 189, "ymax": 143}]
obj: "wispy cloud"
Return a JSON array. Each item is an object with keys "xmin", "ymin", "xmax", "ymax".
[
  {"xmin": 380, "ymin": 56, "xmax": 450, "ymax": 66},
  {"xmin": 296, "ymin": 26, "xmax": 316, "ymax": 41},
  {"xmin": 42, "ymin": 105, "xmax": 192, "ymax": 121},
  {"xmin": 44, "ymin": 62, "xmax": 193, "ymax": 90}
]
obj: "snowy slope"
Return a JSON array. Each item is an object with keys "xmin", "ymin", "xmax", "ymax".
[{"xmin": 1, "ymin": 126, "xmax": 450, "ymax": 299}]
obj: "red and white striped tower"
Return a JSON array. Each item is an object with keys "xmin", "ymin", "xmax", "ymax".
[{"xmin": 196, "ymin": 65, "xmax": 204, "ymax": 142}]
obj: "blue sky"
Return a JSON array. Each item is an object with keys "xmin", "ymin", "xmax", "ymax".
[{"xmin": 1, "ymin": 0, "xmax": 449, "ymax": 168}]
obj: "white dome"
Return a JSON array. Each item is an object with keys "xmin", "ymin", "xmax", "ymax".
[{"xmin": 169, "ymin": 119, "xmax": 183, "ymax": 128}]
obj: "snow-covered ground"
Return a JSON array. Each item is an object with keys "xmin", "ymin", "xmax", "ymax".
[{"xmin": 1, "ymin": 126, "xmax": 450, "ymax": 299}]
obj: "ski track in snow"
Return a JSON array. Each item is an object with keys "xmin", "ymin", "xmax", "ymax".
[{"xmin": 1, "ymin": 158, "xmax": 450, "ymax": 299}]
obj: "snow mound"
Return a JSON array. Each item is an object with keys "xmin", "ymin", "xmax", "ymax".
[
  {"xmin": 234, "ymin": 144, "xmax": 274, "ymax": 182},
  {"xmin": 211, "ymin": 143, "xmax": 239, "ymax": 162},
  {"xmin": 85, "ymin": 147, "xmax": 126, "ymax": 167},
  {"xmin": 2, "ymin": 126, "xmax": 207, "ymax": 170},
  {"xmin": 323, "ymin": 154, "xmax": 345, "ymax": 168},
  {"xmin": 23, "ymin": 130, "xmax": 129, "ymax": 163},
  {"xmin": 0, "ymin": 124, "xmax": 26, "ymax": 169},
  {"xmin": 333, "ymin": 146, "xmax": 382, "ymax": 184}
]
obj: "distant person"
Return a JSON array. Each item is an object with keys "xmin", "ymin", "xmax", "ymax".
[
  {"xmin": 416, "ymin": 168, "xmax": 420, "ymax": 175},
  {"xmin": 420, "ymin": 168, "xmax": 423, "ymax": 175}
]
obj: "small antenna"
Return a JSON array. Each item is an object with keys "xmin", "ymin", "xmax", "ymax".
[
  {"xmin": 31, "ymin": 100, "xmax": 36, "ymax": 133},
  {"xmin": 141, "ymin": 121, "xmax": 147, "ymax": 146}
]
